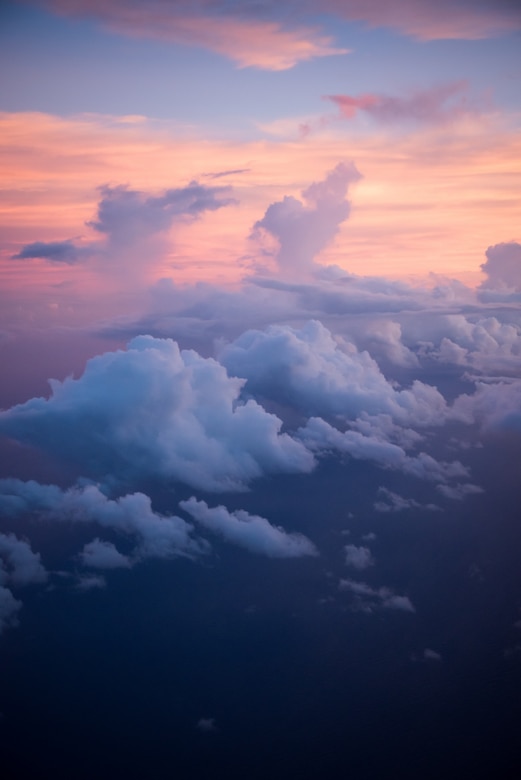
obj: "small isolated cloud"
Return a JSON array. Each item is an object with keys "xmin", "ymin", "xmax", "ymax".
[
  {"xmin": 80, "ymin": 539, "xmax": 132, "ymax": 570},
  {"xmin": 180, "ymin": 498, "xmax": 318, "ymax": 558},
  {"xmin": 75, "ymin": 574, "xmax": 106, "ymax": 592},
  {"xmin": 344, "ymin": 544, "xmax": 374, "ymax": 570},
  {"xmin": 196, "ymin": 717, "xmax": 217, "ymax": 733},
  {"xmin": 452, "ymin": 379, "xmax": 521, "ymax": 430},
  {"xmin": 252, "ymin": 163, "xmax": 361, "ymax": 275},
  {"xmin": 423, "ymin": 648, "xmax": 442, "ymax": 662},
  {"xmin": 339, "ymin": 578, "xmax": 415, "ymax": 613},
  {"xmin": 299, "ymin": 417, "xmax": 468, "ymax": 485},
  {"xmin": 11, "ymin": 239, "xmax": 92, "ymax": 264}
]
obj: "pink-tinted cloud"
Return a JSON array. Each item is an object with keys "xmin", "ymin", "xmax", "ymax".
[
  {"xmin": 33, "ymin": 0, "xmax": 348, "ymax": 70},
  {"xmin": 252, "ymin": 162, "xmax": 361, "ymax": 276},
  {"xmin": 326, "ymin": 82, "xmax": 471, "ymax": 125},
  {"xmin": 31, "ymin": 0, "xmax": 521, "ymax": 57},
  {"xmin": 480, "ymin": 242, "xmax": 521, "ymax": 291},
  {"xmin": 322, "ymin": 0, "xmax": 521, "ymax": 40}
]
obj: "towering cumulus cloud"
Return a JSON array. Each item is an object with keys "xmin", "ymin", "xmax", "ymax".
[{"xmin": 253, "ymin": 163, "xmax": 361, "ymax": 276}]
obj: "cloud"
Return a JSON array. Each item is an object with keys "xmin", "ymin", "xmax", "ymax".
[
  {"xmin": 196, "ymin": 717, "xmax": 217, "ymax": 733},
  {"xmin": 88, "ymin": 182, "xmax": 236, "ymax": 243},
  {"xmin": 220, "ymin": 320, "xmax": 447, "ymax": 426},
  {"xmin": 180, "ymin": 497, "xmax": 318, "ymax": 558},
  {"xmin": 339, "ymin": 578, "xmax": 415, "ymax": 613},
  {"xmin": 251, "ymin": 163, "xmax": 361, "ymax": 275},
  {"xmin": 0, "ymin": 479, "xmax": 207, "ymax": 562},
  {"xmin": 0, "ymin": 336, "xmax": 314, "ymax": 492},
  {"xmin": 0, "ymin": 586, "xmax": 21, "ymax": 636},
  {"xmin": 36, "ymin": 0, "xmax": 348, "ymax": 70},
  {"xmin": 298, "ymin": 417, "xmax": 469, "ymax": 485},
  {"xmin": 344, "ymin": 544, "xmax": 374, "ymax": 570},
  {"xmin": 325, "ymin": 82, "xmax": 471, "ymax": 125},
  {"xmin": 0, "ymin": 532, "xmax": 47, "ymax": 636},
  {"xmin": 374, "ymin": 488, "xmax": 441, "ymax": 513},
  {"xmin": 11, "ymin": 239, "xmax": 92, "ymax": 264},
  {"xmin": 480, "ymin": 242, "xmax": 521, "ymax": 292},
  {"xmin": 322, "ymin": 0, "xmax": 521, "ymax": 40},
  {"xmin": 452, "ymin": 379, "xmax": 521, "ymax": 430},
  {"xmin": 0, "ymin": 532, "xmax": 48, "ymax": 587},
  {"xmin": 75, "ymin": 573, "xmax": 106, "ymax": 591},
  {"xmin": 80, "ymin": 538, "xmax": 132, "ymax": 569},
  {"xmin": 423, "ymin": 648, "xmax": 442, "ymax": 661}
]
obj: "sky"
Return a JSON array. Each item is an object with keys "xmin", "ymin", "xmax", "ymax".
[{"xmin": 1, "ymin": 2, "xmax": 521, "ymax": 778}]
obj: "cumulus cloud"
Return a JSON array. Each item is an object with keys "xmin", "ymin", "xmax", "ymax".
[
  {"xmin": 299, "ymin": 417, "xmax": 468, "ymax": 485},
  {"xmin": 80, "ymin": 538, "xmax": 132, "ymax": 569},
  {"xmin": 451, "ymin": 379, "xmax": 521, "ymax": 430},
  {"xmin": 0, "ymin": 479, "xmax": 207, "ymax": 562},
  {"xmin": 480, "ymin": 242, "xmax": 521, "ymax": 292},
  {"xmin": 11, "ymin": 239, "xmax": 93, "ymax": 264},
  {"xmin": 220, "ymin": 320, "xmax": 447, "ymax": 426},
  {"xmin": 252, "ymin": 163, "xmax": 361, "ymax": 276},
  {"xmin": 344, "ymin": 544, "xmax": 374, "ymax": 570},
  {"xmin": 0, "ymin": 336, "xmax": 314, "ymax": 492},
  {"xmin": 180, "ymin": 497, "xmax": 318, "ymax": 558},
  {"xmin": 339, "ymin": 578, "xmax": 415, "ymax": 613},
  {"xmin": 0, "ymin": 532, "xmax": 48, "ymax": 587}
]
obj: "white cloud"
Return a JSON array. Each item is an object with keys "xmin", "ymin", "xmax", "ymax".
[
  {"xmin": 298, "ymin": 416, "xmax": 468, "ymax": 484},
  {"xmin": 180, "ymin": 497, "xmax": 318, "ymax": 558},
  {"xmin": 0, "ymin": 335, "xmax": 314, "ymax": 493},
  {"xmin": 220, "ymin": 320, "xmax": 448, "ymax": 426}
]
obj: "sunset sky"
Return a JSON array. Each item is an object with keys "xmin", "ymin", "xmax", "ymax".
[{"xmin": 1, "ymin": 3, "xmax": 521, "ymax": 779}]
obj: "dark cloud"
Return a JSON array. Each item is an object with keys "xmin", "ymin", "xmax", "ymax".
[
  {"xmin": 88, "ymin": 181, "xmax": 236, "ymax": 245},
  {"xmin": 344, "ymin": 544, "xmax": 374, "ymax": 570},
  {"xmin": 11, "ymin": 239, "xmax": 92, "ymax": 264},
  {"xmin": 339, "ymin": 578, "xmax": 415, "ymax": 613}
]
